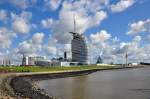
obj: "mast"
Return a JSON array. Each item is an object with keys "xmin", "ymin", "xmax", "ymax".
[
  {"xmin": 73, "ymin": 13, "xmax": 76, "ymax": 33},
  {"xmin": 69, "ymin": 14, "xmax": 78, "ymax": 35}
]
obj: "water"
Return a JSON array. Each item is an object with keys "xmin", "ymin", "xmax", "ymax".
[{"xmin": 38, "ymin": 67, "xmax": 150, "ymax": 99}]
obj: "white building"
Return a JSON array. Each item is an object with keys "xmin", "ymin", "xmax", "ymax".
[
  {"xmin": 61, "ymin": 61, "xmax": 79, "ymax": 66},
  {"xmin": 22, "ymin": 55, "xmax": 46, "ymax": 66}
]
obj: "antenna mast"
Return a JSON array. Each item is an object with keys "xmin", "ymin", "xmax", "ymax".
[
  {"xmin": 69, "ymin": 13, "xmax": 78, "ymax": 35},
  {"xmin": 73, "ymin": 13, "xmax": 76, "ymax": 33}
]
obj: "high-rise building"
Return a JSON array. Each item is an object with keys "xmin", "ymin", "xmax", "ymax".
[
  {"xmin": 64, "ymin": 51, "xmax": 67, "ymax": 60},
  {"xmin": 70, "ymin": 32, "xmax": 88, "ymax": 64}
]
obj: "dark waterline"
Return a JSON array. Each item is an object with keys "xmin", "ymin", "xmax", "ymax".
[{"xmin": 37, "ymin": 67, "xmax": 150, "ymax": 99}]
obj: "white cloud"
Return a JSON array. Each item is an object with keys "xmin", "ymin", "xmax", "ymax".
[
  {"xmin": 65, "ymin": 0, "xmax": 109, "ymax": 13},
  {"xmin": 88, "ymin": 11, "xmax": 107, "ymax": 28},
  {"xmin": 12, "ymin": 18, "xmax": 30, "ymax": 34},
  {"xmin": 127, "ymin": 19, "xmax": 150, "ymax": 35},
  {"xmin": 8, "ymin": 0, "xmax": 37, "ymax": 9},
  {"xmin": 43, "ymin": 35, "xmax": 72, "ymax": 58},
  {"xmin": 88, "ymin": 30, "xmax": 113, "ymax": 63},
  {"xmin": 11, "ymin": 11, "xmax": 32, "ymax": 34},
  {"xmin": 51, "ymin": 1, "xmax": 107, "ymax": 44},
  {"xmin": 43, "ymin": 36, "xmax": 58, "ymax": 57},
  {"xmin": 90, "ymin": 30, "xmax": 111, "ymax": 43},
  {"xmin": 88, "ymin": 41, "xmax": 113, "ymax": 64},
  {"xmin": 0, "ymin": 10, "xmax": 7, "ymax": 21},
  {"xmin": 10, "ymin": 0, "xmax": 28, "ymax": 9},
  {"xmin": 111, "ymin": 35, "xmax": 142, "ymax": 62},
  {"xmin": 64, "ymin": 44, "xmax": 71, "ymax": 52},
  {"xmin": 18, "ymin": 32, "xmax": 44, "ymax": 54},
  {"xmin": 133, "ymin": 35, "xmax": 141, "ymax": 42},
  {"xmin": 45, "ymin": 46, "xmax": 57, "ymax": 56},
  {"xmin": 18, "ymin": 41, "xmax": 33, "ymax": 54},
  {"xmin": 110, "ymin": 0, "xmax": 135, "ymax": 12},
  {"xmin": 41, "ymin": 18, "xmax": 53, "ymax": 29},
  {"xmin": 64, "ymin": 44, "xmax": 71, "ymax": 58},
  {"xmin": 32, "ymin": 32, "xmax": 44, "ymax": 44},
  {"xmin": 44, "ymin": 0, "xmax": 62, "ymax": 11},
  {"xmin": 88, "ymin": 32, "xmax": 146, "ymax": 64},
  {"xmin": 0, "ymin": 27, "xmax": 16, "ymax": 49}
]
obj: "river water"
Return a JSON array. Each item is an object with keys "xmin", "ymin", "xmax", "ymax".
[{"xmin": 37, "ymin": 67, "xmax": 150, "ymax": 99}]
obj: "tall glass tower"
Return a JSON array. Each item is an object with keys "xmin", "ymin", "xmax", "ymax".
[{"xmin": 70, "ymin": 32, "xmax": 88, "ymax": 64}]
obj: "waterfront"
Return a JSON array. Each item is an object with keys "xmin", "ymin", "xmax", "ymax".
[{"xmin": 38, "ymin": 67, "xmax": 150, "ymax": 99}]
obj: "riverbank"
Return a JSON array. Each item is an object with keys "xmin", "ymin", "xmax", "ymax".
[
  {"xmin": 0, "ymin": 65, "xmax": 145, "ymax": 99},
  {"xmin": 0, "ymin": 69, "xmax": 99, "ymax": 99}
]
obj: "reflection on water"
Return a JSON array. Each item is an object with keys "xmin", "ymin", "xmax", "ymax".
[
  {"xmin": 71, "ymin": 76, "xmax": 87, "ymax": 99},
  {"xmin": 38, "ymin": 68, "xmax": 150, "ymax": 99}
]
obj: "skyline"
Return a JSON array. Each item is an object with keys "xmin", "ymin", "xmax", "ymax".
[{"xmin": 0, "ymin": 0, "xmax": 150, "ymax": 64}]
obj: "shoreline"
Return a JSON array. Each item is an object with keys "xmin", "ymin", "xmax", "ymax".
[
  {"xmin": 10, "ymin": 69, "xmax": 97, "ymax": 99},
  {"xmin": 0, "ymin": 66, "xmax": 146, "ymax": 99}
]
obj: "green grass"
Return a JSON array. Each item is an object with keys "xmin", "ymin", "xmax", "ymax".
[{"xmin": 0, "ymin": 65, "xmax": 121, "ymax": 72}]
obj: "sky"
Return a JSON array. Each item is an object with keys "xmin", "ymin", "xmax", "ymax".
[{"xmin": 0, "ymin": 0, "xmax": 150, "ymax": 65}]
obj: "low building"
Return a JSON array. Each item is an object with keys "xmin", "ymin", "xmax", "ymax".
[
  {"xmin": 129, "ymin": 63, "xmax": 139, "ymax": 66},
  {"xmin": 60, "ymin": 61, "xmax": 79, "ymax": 66},
  {"xmin": 97, "ymin": 63, "xmax": 110, "ymax": 66},
  {"xmin": 35, "ymin": 60, "xmax": 51, "ymax": 66},
  {"xmin": 21, "ymin": 55, "xmax": 46, "ymax": 66}
]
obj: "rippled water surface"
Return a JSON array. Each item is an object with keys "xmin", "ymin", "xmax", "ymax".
[{"xmin": 38, "ymin": 67, "xmax": 150, "ymax": 99}]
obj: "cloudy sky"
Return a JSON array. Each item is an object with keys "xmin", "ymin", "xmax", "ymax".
[{"xmin": 0, "ymin": 0, "xmax": 150, "ymax": 64}]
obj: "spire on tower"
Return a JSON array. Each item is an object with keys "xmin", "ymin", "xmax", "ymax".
[{"xmin": 73, "ymin": 13, "xmax": 76, "ymax": 33}]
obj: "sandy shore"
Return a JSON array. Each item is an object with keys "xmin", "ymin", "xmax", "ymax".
[{"xmin": 0, "ymin": 66, "xmax": 145, "ymax": 99}]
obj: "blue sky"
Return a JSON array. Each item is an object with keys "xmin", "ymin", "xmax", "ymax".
[{"xmin": 0, "ymin": 0, "xmax": 150, "ymax": 64}]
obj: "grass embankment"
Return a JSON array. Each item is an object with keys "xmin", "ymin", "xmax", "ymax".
[{"xmin": 0, "ymin": 65, "xmax": 121, "ymax": 72}]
